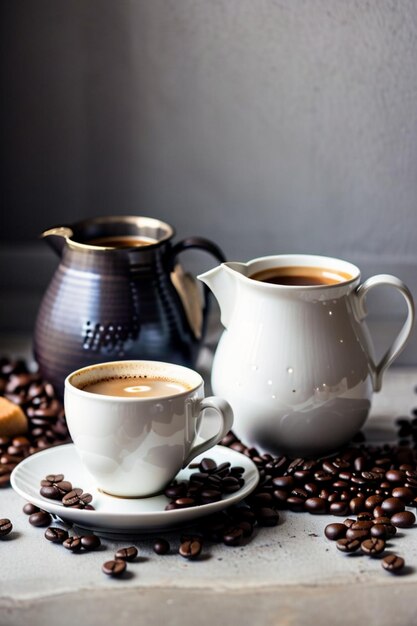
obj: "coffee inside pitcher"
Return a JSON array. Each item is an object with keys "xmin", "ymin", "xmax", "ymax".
[
  {"xmin": 85, "ymin": 235, "xmax": 158, "ymax": 248},
  {"xmin": 250, "ymin": 265, "xmax": 353, "ymax": 286}
]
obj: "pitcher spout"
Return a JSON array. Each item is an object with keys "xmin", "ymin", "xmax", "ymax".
[
  {"xmin": 198, "ymin": 262, "xmax": 246, "ymax": 329},
  {"xmin": 41, "ymin": 227, "xmax": 73, "ymax": 257}
]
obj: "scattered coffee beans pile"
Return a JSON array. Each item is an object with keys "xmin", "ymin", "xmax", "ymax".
[
  {"xmin": 220, "ymin": 424, "xmax": 417, "ymax": 573},
  {"xmin": 0, "ymin": 358, "xmax": 70, "ymax": 487}
]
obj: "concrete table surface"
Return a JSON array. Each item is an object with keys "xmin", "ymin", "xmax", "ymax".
[{"xmin": 1, "ymin": 333, "xmax": 417, "ymax": 625}]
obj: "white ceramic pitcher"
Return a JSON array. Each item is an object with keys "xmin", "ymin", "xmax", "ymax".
[{"xmin": 199, "ymin": 254, "xmax": 415, "ymax": 456}]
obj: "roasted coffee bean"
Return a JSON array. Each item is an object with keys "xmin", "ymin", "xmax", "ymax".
[
  {"xmin": 250, "ymin": 492, "xmax": 274, "ymax": 507},
  {"xmin": 0, "ymin": 518, "xmax": 12, "ymax": 536},
  {"xmin": 102, "ymin": 559, "xmax": 126, "ymax": 577},
  {"xmin": 115, "ymin": 546, "xmax": 138, "ymax": 561},
  {"xmin": 329, "ymin": 501, "xmax": 349, "ymax": 516},
  {"xmin": 336, "ymin": 538, "xmax": 361, "ymax": 553},
  {"xmin": 223, "ymin": 528, "xmax": 244, "ymax": 547},
  {"xmin": 290, "ymin": 487, "xmax": 307, "ymax": 500},
  {"xmin": 229, "ymin": 465, "xmax": 245, "ymax": 477},
  {"xmin": 373, "ymin": 506, "xmax": 385, "ymax": 518},
  {"xmin": 215, "ymin": 462, "xmax": 231, "ymax": 476},
  {"xmin": 235, "ymin": 508, "xmax": 256, "ymax": 524},
  {"xmin": 349, "ymin": 496, "xmax": 366, "ymax": 514},
  {"xmin": 190, "ymin": 472, "xmax": 209, "ymax": 484},
  {"xmin": 237, "ymin": 520, "xmax": 254, "ymax": 537},
  {"xmin": 390, "ymin": 511, "xmax": 416, "ymax": 528},
  {"xmin": 80, "ymin": 534, "xmax": 101, "ymax": 550},
  {"xmin": 153, "ymin": 538, "xmax": 170, "ymax": 555},
  {"xmin": 61, "ymin": 489, "xmax": 92, "ymax": 508},
  {"xmin": 40, "ymin": 485, "xmax": 61, "ymax": 500},
  {"xmin": 346, "ymin": 528, "xmax": 370, "ymax": 542},
  {"xmin": 314, "ymin": 471, "xmax": 333, "ymax": 483},
  {"xmin": 200, "ymin": 489, "xmax": 222, "ymax": 503},
  {"xmin": 361, "ymin": 537, "xmax": 385, "ymax": 556},
  {"xmin": 0, "ymin": 473, "xmax": 12, "ymax": 487},
  {"xmin": 324, "ymin": 523, "xmax": 347, "ymax": 541},
  {"xmin": 382, "ymin": 554, "xmax": 405, "ymax": 573},
  {"xmin": 287, "ymin": 458, "xmax": 304, "ymax": 474},
  {"xmin": 293, "ymin": 470, "xmax": 311, "ymax": 482},
  {"xmin": 365, "ymin": 495, "xmax": 383, "ymax": 510},
  {"xmin": 199, "ymin": 458, "xmax": 217, "ymax": 473},
  {"xmin": 322, "ymin": 460, "xmax": 338, "ymax": 475},
  {"xmin": 273, "ymin": 489, "xmax": 289, "ymax": 505},
  {"xmin": 371, "ymin": 524, "xmax": 390, "ymax": 539},
  {"xmin": 62, "ymin": 488, "xmax": 83, "ymax": 507},
  {"xmin": 286, "ymin": 496, "xmax": 305, "ymax": 512},
  {"xmin": 221, "ymin": 476, "xmax": 241, "ymax": 493},
  {"xmin": 304, "ymin": 482, "xmax": 319, "ymax": 496},
  {"xmin": 305, "ymin": 497, "xmax": 327, "ymax": 514},
  {"xmin": 272, "ymin": 476, "xmax": 294, "ymax": 490},
  {"xmin": 29, "ymin": 511, "xmax": 52, "ymax": 527},
  {"xmin": 332, "ymin": 480, "xmax": 349, "ymax": 490},
  {"xmin": 256, "ymin": 507, "xmax": 279, "ymax": 526},
  {"xmin": 179, "ymin": 539, "xmax": 203, "ymax": 558},
  {"xmin": 354, "ymin": 457, "xmax": 367, "ymax": 472},
  {"xmin": 374, "ymin": 517, "xmax": 397, "ymax": 531},
  {"xmin": 344, "ymin": 518, "xmax": 355, "ymax": 528},
  {"xmin": 23, "ymin": 503, "xmax": 39, "ymax": 515},
  {"xmin": 385, "ymin": 469, "xmax": 405, "ymax": 484},
  {"xmin": 63, "ymin": 537, "xmax": 82, "ymax": 552},
  {"xmin": 55, "ymin": 480, "xmax": 72, "ymax": 495},
  {"xmin": 381, "ymin": 497, "xmax": 405, "ymax": 515},
  {"xmin": 44, "ymin": 526, "xmax": 69, "ymax": 544},
  {"xmin": 391, "ymin": 487, "xmax": 414, "ymax": 503}
]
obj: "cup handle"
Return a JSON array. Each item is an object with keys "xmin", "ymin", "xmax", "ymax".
[
  {"xmin": 182, "ymin": 397, "xmax": 234, "ymax": 468},
  {"xmin": 355, "ymin": 274, "xmax": 415, "ymax": 391}
]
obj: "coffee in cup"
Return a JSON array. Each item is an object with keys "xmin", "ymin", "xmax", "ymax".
[
  {"xmin": 81, "ymin": 375, "xmax": 192, "ymax": 398},
  {"xmin": 64, "ymin": 360, "xmax": 233, "ymax": 497}
]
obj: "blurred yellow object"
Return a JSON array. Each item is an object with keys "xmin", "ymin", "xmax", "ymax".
[{"xmin": 0, "ymin": 396, "xmax": 28, "ymax": 437}]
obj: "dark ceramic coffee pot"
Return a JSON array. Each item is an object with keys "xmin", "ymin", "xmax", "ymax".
[{"xmin": 34, "ymin": 216, "xmax": 225, "ymax": 396}]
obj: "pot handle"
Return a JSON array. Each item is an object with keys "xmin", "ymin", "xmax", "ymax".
[
  {"xmin": 171, "ymin": 237, "xmax": 226, "ymax": 265},
  {"xmin": 355, "ymin": 274, "xmax": 415, "ymax": 391},
  {"xmin": 170, "ymin": 237, "xmax": 226, "ymax": 339}
]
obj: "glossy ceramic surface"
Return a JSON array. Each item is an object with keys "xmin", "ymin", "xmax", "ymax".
[
  {"xmin": 10, "ymin": 444, "xmax": 259, "ymax": 534},
  {"xmin": 34, "ymin": 216, "xmax": 225, "ymax": 397},
  {"xmin": 199, "ymin": 254, "xmax": 415, "ymax": 456},
  {"xmin": 64, "ymin": 360, "xmax": 233, "ymax": 497}
]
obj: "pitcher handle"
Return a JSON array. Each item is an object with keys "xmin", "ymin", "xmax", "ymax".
[
  {"xmin": 171, "ymin": 237, "xmax": 226, "ymax": 265},
  {"xmin": 170, "ymin": 237, "xmax": 226, "ymax": 338},
  {"xmin": 182, "ymin": 396, "xmax": 234, "ymax": 468},
  {"xmin": 355, "ymin": 274, "xmax": 415, "ymax": 391}
]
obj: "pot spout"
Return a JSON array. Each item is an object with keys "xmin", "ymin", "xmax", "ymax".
[
  {"xmin": 41, "ymin": 227, "xmax": 73, "ymax": 257},
  {"xmin": 198, "ymin": 262, "xmax": 246, "ymax": 329}
]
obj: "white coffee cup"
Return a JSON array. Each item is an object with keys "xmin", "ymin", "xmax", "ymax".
[{"xmin": 64, "ymin": 360, "xmax": 233, "ymax": 497}]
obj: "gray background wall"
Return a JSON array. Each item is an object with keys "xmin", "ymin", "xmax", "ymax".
[{"xmin": 1, "ymin": 0, "xmax": 417, "ymax": 362}]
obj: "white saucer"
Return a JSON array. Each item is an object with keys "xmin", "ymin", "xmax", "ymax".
[{"xmin": 11, "ymin": 444, "xmax": 259, "ymax": 535}]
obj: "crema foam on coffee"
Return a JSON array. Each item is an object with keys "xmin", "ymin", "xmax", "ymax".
[{"xmin": 82, "ymin": 375, "xmax": 191, "ymax": 398}]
